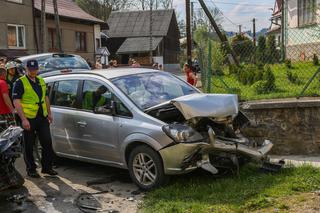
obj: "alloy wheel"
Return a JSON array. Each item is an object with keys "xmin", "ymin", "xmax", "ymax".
[{"xmin": 132, "ymin": 153, "xmax": 157, "ymax": 186}]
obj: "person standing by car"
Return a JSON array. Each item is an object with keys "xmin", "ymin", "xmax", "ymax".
[
  {"xmin": 5, "ymin": 61, "xmax": 21, "ymax": 100},
  {"xmin": 0, "ymin": 67, "xmax": 15, "ymax": 127},
  {"xmin": 183, "ymin": 63, "xmax": 197, "ymax": 86},
  {"xmin": 13, "ymin": 60, "xmax": 57, "ymax": 178}
]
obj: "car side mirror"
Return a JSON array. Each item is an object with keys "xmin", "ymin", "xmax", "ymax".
[{"xmin": 94, "ymin": 101, "xmax": 115, "ymax": 115}]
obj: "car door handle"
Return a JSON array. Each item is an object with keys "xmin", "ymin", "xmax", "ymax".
[{"xmin": 76, "ymin": 121, "xmax": 87, "ymax": 127}]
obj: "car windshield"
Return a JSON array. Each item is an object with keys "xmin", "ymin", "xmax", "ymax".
[
  {"xmin": 22, "ymin": 54, "xmax": 89, "ymax": 73},
  {"xmin": 111, "ymin": 72, "xmax": 198, "ymax": 109}
]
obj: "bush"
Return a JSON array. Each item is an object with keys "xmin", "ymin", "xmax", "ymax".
[
  {"xmin": 252, "ymin": 80, "xmax": 269, "ymax": 94},
  {"xmin": 285, "ymin": 59, "xmax": 292, "ymax": 69},
  {"xmin": 313, "ymin": 54, "xmax": 319, "ymax": 66},
  {"xmin": 286, "ymin": 69, "xmax": 302, "ymax": 84},
  {"xmin": 213, "ymin": 69, "xmax": 224, "ymax": 76},
  {"xmin": 231, "ymin": 34, "xmax": 255, "ymax": 63},
  {"xmin": 237, "ymin": 64, "xmax": 264, "ymax": 85},
  {"xmin": 263, "ymin": 65, "xmax": 276, "ymax": 91},
  {"xmin": 229, "ymin": 64, "xmax": 241, "ymax": 75},
  {"xmin": 251, "ymin": 65, "xmax": 276, "ymax": 94}
]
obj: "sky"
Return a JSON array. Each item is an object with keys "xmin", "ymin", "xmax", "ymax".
[{"xmin": 172, "ymin": 0, "xmax": 275, "ymax": 32}]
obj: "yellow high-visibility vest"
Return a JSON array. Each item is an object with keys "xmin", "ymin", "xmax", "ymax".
[
  {"xmin": 20, "ymin": 75, "xmax": 48, "ymax": 119},
  {"xmin": 82, "ymin": 91, "xmax": 106, "ymax": 110}
]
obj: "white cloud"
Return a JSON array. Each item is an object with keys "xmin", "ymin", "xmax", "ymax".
[{"xmin": 172, "ymin": 0, "xmax": 273, "ymax": 31}]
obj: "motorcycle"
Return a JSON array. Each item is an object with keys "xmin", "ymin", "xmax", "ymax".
[{"xmin": 0, "ymin": 120, "xmax": 24, "ymax": 191}]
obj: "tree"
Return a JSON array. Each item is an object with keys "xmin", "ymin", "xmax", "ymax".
[
  {"xmin": 76, "ymin": 0, "xmax": 132, "ymax": 21},
  {"xmin": 134, "ymin": 0, "xmax": 173, "ymax": 10},
  {"xmin": 231, "ymin": 34, "xmax": 254, "ymax": 63},
  {"xmin": 266, "ymin": 35, "xmax": 280, "ymax": 63},
  {"xmin": 256, "ymin": 35, "xmax": 267, "ymax": 63},
  {"xmin": 194, "ymin": 7, "xmax": 222, "ymax": 32},
  {"xmin": 160, "ymin": 0, "xmax": 173, "ymax": 9}
]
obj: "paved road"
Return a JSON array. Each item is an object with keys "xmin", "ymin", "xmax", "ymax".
[{"xmin": 0, "ymin": 157, "xmax": 142, "ymax": 213}]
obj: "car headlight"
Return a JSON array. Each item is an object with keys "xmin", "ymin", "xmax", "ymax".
[{"xmin": 162, "ymin": 124, "xmax": 203, "ymax": 143}]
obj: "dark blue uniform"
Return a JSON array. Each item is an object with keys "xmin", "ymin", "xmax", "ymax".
[{"xmin": 13, "ymin": 76, "xmax": 54, "ymax": 174}]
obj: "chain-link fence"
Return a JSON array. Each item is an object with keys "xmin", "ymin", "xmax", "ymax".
[{"xmin": 196, "ymin": 6, "xmax": 320, "ymax": 101}]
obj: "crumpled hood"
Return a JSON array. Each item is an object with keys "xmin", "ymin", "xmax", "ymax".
[{"xmin": 170, "ymin": 93, "xmax": 239, "ymax": 120}]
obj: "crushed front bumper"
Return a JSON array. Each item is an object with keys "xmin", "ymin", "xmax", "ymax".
[{"xmin": 159, "ymin": 137, "xmax": 274, "ymax": 175}]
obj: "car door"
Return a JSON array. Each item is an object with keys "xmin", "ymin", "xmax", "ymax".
[
  {"xmin": 74, "ymin": 79, "xmax": 122, "ymax": 164},
  {"xmin": 50, "ymin": 79, "xmax": 82, "ymax": 156}
]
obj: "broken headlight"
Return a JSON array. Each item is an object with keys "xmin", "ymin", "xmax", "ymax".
[{"xmin": 162, "ymin": 124, "xmax": 203, "ymax": 143}]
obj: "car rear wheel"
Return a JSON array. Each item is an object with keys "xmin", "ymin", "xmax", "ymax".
[{"xmin": 128, "ymin": 145, "xmax": 169, "ymax": 190}]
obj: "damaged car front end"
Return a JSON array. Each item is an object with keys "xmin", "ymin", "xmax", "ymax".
[{"xmin": 146, "ymin": 94, "xmax": 276, "ymax": 175}]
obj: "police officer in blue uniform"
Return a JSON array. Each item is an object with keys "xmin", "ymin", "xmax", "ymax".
[{"xmin": 13, "ymin": 60, "xmax": 58, "ymax": 178}]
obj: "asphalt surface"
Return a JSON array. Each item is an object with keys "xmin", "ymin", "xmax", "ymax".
[{"xmin": 0, "ymin": 157, "xmax": 143, "ymax": 213}]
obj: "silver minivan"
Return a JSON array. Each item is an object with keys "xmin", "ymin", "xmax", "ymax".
[{"xmin": 43, "ymin": 68, "xmax": 274, "ymax": 190}]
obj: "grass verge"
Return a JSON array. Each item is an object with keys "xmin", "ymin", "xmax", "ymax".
[
  {"xmin": 140, "ymin": 164, "xmax": 320, "ymax": 213},
  {"xmin": 210, "ymin": 62, "xmax": 320, "ymax": 100}
]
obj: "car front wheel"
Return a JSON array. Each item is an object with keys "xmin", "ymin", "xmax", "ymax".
[{"xmin": 128, "ymin": 145, "xmax": 168, "ymax": 190}]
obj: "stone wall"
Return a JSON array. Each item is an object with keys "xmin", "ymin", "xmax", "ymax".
[{"xmin": 241, "ymin": 98, "xmax": 320, "ymax": 155}]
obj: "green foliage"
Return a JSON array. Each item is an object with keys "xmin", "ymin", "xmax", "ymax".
[
  {"xmin": 252, "ymin": 80, "xmax": 269, "ymax": 94},
  {"xmin": 251, "ymin": 65, "xmax": 276, "ymax": 94},
  {"xmin": 194, "ymin": 26, "xmax": 210, "ymax": 49},
  {"xmin": 213, "ymin": 69, "xmax": 224, "ymax": 76},
  {"xmin": 231, "ymin": 34, "xmax": 255, "ymax": 63},
  {"xmin": 266, "ymin": 35, "xmax": 280, "ymax": 63},
  {"xmin": 210, "ymin": 41, "xmax": 225, "ymax": 72},
  {"xmin": 286, "ymin": 69, "xmax": 302, "ymax": 84},
  {"xmin": 256, "ymin": 36, "xmax": 267, "ymax": 63},
  {"xmin": 76, "ymin": 0, "xmax": 112, "ymax": 21},
  {"xmin": 285, "ymin": 59, "xmax": 292, "ymax": 69},
  {"xmin": 234, "ymin": 64, "xmax": 264, "ymax": 86},
  {"xmin": 263, "ymin": 65, "xmax": 276, "ymax": 91},
  {"xmin": 243, "ymin": 196, "xmax": 274, "ymax": 210},
  {"xmin": 142, "ymin": 165, "xmax": 320, "ymax": 212},
  {"xmin": 313, "ymin": 54, "xmax": 319, "ymax": 66}
]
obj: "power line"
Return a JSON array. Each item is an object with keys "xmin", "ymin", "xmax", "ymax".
[
  {"xmin": 206, "ymin": 0, "xmax": 239, "ymax": 26},
  {"xmin": 209, "ymin": 1, "xmax": 272, "ymax": 7}
]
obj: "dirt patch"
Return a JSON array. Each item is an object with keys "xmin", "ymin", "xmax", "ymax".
[{"xmin": 253, "ymin": 192, "xmax": 320, "ymax": 213}]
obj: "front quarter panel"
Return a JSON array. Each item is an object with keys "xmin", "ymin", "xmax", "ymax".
[{"xmin": 119, "ymin": 119, "xmax": 173, "ymax": 168}]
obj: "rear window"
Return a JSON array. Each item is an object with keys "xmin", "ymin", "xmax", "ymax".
[{"xmin": 22, "ymin": 54, "xmax": 90, "ymax": 73}]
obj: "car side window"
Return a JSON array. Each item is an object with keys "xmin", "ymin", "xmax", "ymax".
[
  {"xmin": 81, "ymin": 80, "xmax": 112, "ymax": 111},
  {"xmin": 51, "ymin": 80, "xmax": 79, "ymax": 108},
  {"xmin": 114, "ymin": 96, "xmax": 132, "ymax": 118},
  {"xmin": 81, "ymin": 80, "xmax": 132, "ymax": 117}
]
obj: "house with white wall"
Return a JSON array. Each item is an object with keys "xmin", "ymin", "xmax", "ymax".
[
  {"xmin": 268, "ymin": 0, "xmax": 282, "ymax": 47},
  {"xmin": 285, "ymin": 0, "xmax": 320, "ymax": 61}
]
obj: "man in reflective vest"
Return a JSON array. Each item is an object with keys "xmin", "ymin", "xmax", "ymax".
[
  {"xmin": 13, "ymin": 59, "xmax": 57, "ymax": 178},
  {"xmin": 82, "ymin": 85, "xmax": 108, "ymax": 110}
]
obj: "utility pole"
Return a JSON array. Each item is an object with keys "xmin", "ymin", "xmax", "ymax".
[
  {"xmin": 186, "ymin": 0, "xmax": 192, "ymax": 66},
  {"xmin": 53, "ymin": 0, "xmax": 62, "ymax": 53},
  {"xmin": 191, "ymin": 1, "xmax": 195, "ymax": 50},
  {"xmin": 40, "ymin": 0, "xmax": 46, "ymax": 53},
  {"xmin": 252, "ymin": 18, "xmax": 256, "ymax": 46},
  {"xmin": 238, "ymin": 25, "xmax": 242, "ymax": 34},
  {"xmin": 281, "ymin": 0, "xmax": 286, "ymax": 61},
  {"xmin": 191, "ymin": 1, "xmax": 194, "ymax": 32},
  {"xmin": 198, "ymin": 0, "xmax": 239, "ymax": 65},
  {"xmin": 149, "ymin": 0, "xmax": 153, "ymax": 64}
]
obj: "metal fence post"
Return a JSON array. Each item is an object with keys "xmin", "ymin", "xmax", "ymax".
[{"xmin": 207, "ymin": 41, "xmax": 212, "ymax": 93}]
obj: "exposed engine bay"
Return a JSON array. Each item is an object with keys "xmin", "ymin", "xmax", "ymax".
[{"xmin": 146, "ymin": 94, "xmax": 283, "ymax": 175}]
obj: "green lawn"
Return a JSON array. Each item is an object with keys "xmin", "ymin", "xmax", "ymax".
[
  {"xmin": 210, "ymin": 62, "xmax": 320, "ymax": 101},
  {"xmin": 140, "ymin": 164, "xmax": 320, "ymax": 213}
]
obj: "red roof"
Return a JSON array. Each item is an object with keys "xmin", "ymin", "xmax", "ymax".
[{"xmin": 34, "ymin": 0, "xmax": 105, "ymax": 24}]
